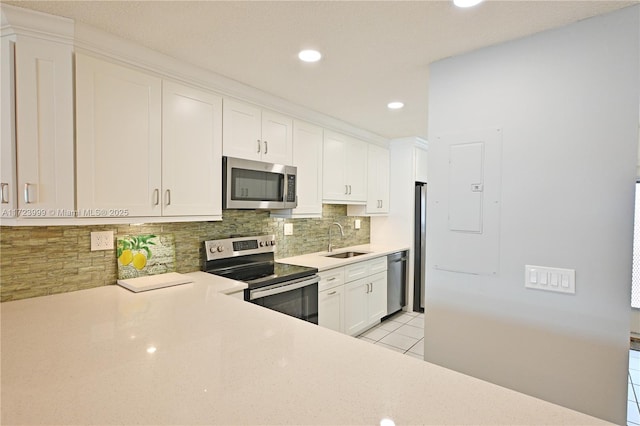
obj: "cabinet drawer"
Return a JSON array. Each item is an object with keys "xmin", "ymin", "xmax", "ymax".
[
  {"xmin": 318, "ymin": 268, "xmax": 345, "ymax": 291},
  {"xmin": 369, "ymin": 256, "xmax": 387, "ymax": 274},
  {"xmin": 345, "ymin": 262, "xmax": 369, "ymax": 281}
]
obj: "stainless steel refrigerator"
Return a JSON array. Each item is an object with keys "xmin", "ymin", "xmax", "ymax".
[{"xmin": 413, "ymin": 182, "xmax": 426, "ymax": 312}]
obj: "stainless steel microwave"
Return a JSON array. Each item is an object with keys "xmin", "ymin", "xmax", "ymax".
[{"xmin": 223, "ymin": 156, "xmax": 297, "ymax": 210}]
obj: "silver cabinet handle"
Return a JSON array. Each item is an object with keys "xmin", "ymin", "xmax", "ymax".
[
  {"xmin": 345, "ymin": 185, "xmax": 348, "ymax": 195},
  {"xmin": 153, "ymin": 189, "xmax": 160, "ymax": 206},
  {"xmin": 165, "ymin": 189, "xmax": 171, "ymax": 206},
  {"xmin": 23, "ymin": 183, "xmax": 31, "ymax": 204},
  {"xmin": 348, "ymin": 185, "xmax": 352, "ymax": 195},
  {"xmin": 327, "ymin": 291, "xmax": 337, "ymax": 296},
  {"xmin": 1, "ymin": 183, "xmax": 9, "ymax": 204},
  {"xmin": 264, "ymin": 140, "xmax": 268, "ymax": 154},
  {"xmin": 257, "ymin": 139, "xmax": 261, "ymax": 153},
  {"xmin": 327, "ymin": 277, "xmax": 336, "ymax": 281}
]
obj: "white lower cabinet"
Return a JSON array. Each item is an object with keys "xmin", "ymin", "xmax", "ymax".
[
  {"xmin": 344, "ymin": 271, "xmax": 387, "ymax": 336},
  {"xmin": 318, "ymin": 268, "xmax": 345, "ymax": 332},
  {"xmin": 318, "ymin": 257, "xmax": 387, "ymax": 336},
  {"xmin": 319, "ymin": 285, "xmax": 345, "ymax": 333}
]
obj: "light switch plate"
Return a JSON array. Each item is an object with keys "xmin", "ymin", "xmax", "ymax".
[
  {"xmin": 525, "ymin": 265, "xmax": 575, "ymax": 294},
  {"xmin": 355, "ymin": 219, "xmax": 361, "ymax": 230},
  {"xmin": 91, "ymin": 231, "xmax": 114, "ymax": 251},
  {"xmin": 284, "ymin": 223, "xmax": 293, "ymax": 236}
]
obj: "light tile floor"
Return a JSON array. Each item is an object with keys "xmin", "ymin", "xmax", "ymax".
[
  {"xmin": 357, "ymin": 310, "xmax": 425, "ymax": 360},
  {"xmin": 358, "ymin": 312, "xmax": 640, "ymax": 426}
]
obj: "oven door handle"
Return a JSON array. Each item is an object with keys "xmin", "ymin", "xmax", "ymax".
[{"xmin": 249, "ymin": 275, "xmax": 319, "ymax": 300}]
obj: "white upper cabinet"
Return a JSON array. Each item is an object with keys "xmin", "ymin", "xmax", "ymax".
[
  {"xmin": 415, "ymin": 146, "xmax": 428, "ymax": 183},
  {"xmin": 0, "ymin": 35, "xmax": 74, "ymax": 217},
  {"xmin": 1, "ymin": 35, "xmax": 17, "ymax": 213},
  {"xmin": 76, "ymin": 54, "xmax": 162, "ymax": 217},
  {"xmin": 349, "ymin": 144, "xmax": 390, "ymax": 215},
  {"xmin": 367, "ymin": 145, "xmax": 390, "ymax": 214},
  {"xmin": 76, "ymin": 54, "xmax": 223, "ymax": 219},
  {"xmin": 222, "ymin": 98, "xmax": 292, "ymax": 165},
  {"xmin": 162, "ymin": 80, "xmax": 222, "ymax": 217},
  {"xmin": 290, "ymin": 120, "xmax": 323, "ymax": 216},
  {"xmin": 322, "ymin": 130, "xmax": 367, "ymax": 204}
]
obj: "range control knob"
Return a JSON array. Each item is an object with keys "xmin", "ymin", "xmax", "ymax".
[
  {"xmin": 216, "ymin": 246, "xmax": 224, "ymax": 253},
  {"xmin": 270, "ymin": 240, "xmax": 276, "ymax": 246},
  {"xmin": 259, "ymin": 241, "xmax": 265, "ymax": 247}
]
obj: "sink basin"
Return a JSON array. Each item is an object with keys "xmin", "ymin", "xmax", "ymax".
[{"xmin": 324, "ymin": 251, "xmax": 368, "ymax": 259}]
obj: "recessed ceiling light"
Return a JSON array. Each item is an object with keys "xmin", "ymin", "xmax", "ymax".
[
  {"xmin": 453, "ymin": 0, "xmax": 484, "ymax": 8},
  {"xmin": 298, "ymin": 49, "xmax": 322, "ymax": 63},
  {"xmin": 387, "ymin": 101, "xmax": 404, "ymax": 110}
]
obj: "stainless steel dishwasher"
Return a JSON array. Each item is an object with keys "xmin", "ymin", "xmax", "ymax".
[{"xmin": 387, "ymin": 251, "xmax": 408, "ymax": 316}]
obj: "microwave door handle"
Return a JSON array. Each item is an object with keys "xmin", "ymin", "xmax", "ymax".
[{"xmin": 282, "ymin": 174, "xmax": 287, "ymax": 204}]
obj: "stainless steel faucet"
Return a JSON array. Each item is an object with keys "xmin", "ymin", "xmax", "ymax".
[{"xmin": 328, "ymin": 222, "xmax": 344, "ymax": 252}]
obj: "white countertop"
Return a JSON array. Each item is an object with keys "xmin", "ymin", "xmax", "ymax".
[
  {"xmin": 279, "ymin": 243, "xmax": 409, "ymax": 271},
  {"xmin": 1, "ymin": 271, "xmax": 608, "ymax": 425}
]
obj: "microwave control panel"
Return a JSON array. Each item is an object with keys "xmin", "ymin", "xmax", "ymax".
[{"xmin": 286, "ymin": 175, "xmax": 296, "ymax": 202}]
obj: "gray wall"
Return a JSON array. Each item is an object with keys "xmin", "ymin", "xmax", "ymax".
[{"xmin": 425, "ymin": 6, "xmax": 639, "ymax": 424}]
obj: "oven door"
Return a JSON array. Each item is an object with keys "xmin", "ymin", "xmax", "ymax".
[{"xmin": 246, "ymin": 275, "xmax": 319, "ymax": 324}]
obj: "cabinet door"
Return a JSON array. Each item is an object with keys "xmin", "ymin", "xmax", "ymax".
[
  {"xmin": 322, "ymin": 130, "xmax": 348, "ymax": 202},
  {"xmin": 366, "ymin": 145, "xmax": 389, "ymax": 213},
  {"xmin": 162, "ymin": 81, "xmax": 222, "ymax": 216},
  {"xmin": 346, "ymin": 137, "xmax": 368, "ymax": 202},
  {"xmin": 222, "ymin": 98, "xmax": 262, "ymax": 161},
  {"xmin": 318, "ymin": 286, "xmax": 344, "ymax": 333},
  {"xmin": 15, "ymin": 36, "xmax": 74, "ymax": 213},
  {"xmin": 0, "ymin": 37, "xmax": 16, "ymax": 213},
  {"xmin": 367, "ymin": 271, "xmax": 388, "ymax": 325},
  {"xmin": 76, "ymin": 54, "xmax": 162, "ymax": 217},
  {"xmin": 292, "ymin": 120, "xmax": 323, "ymax": 216},
  {"xmin": 344, "ymin": 278, "xmax": 368, "ymax": 336},
  {"xmin": 415, "ymin": 146, "xmax": 428, "ymax": 183},
  {"xmin": 261, "ymin": 109, "xmax": 292, "ymax": 165}
]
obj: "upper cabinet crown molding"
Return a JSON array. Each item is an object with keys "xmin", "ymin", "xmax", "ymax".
[
  {"xmin": 1, "ymin": 4, "xmax": 74, "ymax": 43},
  {"xmin": 68, "ymin": 13, "xmax": 387, "ymax": 146}
]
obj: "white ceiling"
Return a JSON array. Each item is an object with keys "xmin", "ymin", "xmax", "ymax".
[{"xmin": 6, "ymin": 0, "xmax": 637, "ymax": 140}]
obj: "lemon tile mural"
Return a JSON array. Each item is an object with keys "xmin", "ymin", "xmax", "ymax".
[{"xmin": 117, "ymin": 234, "xmax": 176, "ymax": 279}]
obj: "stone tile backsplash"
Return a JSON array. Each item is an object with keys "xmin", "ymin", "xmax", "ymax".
[{"xmin": 0, "ymin": 205, "xmax": 369, "ymax": 302}]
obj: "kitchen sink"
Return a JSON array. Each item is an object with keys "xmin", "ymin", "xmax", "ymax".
[{"xmin": 324, "ymin": 251, "xmax": 368, "ymax": 259}]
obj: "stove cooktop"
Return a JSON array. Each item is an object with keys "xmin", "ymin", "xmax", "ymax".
[{"xmin": 208, "ymin": 261, "xmax": 317, "ymax": 289}]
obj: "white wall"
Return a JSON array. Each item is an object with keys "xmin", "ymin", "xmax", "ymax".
[{"xmin": 425, "ymin": 6, "xmax": 639, "ymax": 424}]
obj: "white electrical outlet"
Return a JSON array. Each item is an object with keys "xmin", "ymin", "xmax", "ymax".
[
  {"xmin": 354, "ymin": 219, "xmax": 361, "ymax": 230},
  {"xmin": 91, "ymin": 231, "xmax": 114, "ymax": 251}
]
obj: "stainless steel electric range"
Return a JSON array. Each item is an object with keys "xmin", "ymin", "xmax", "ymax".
[{"xmin": 202, "ymin": 235, "xmax": 319, "ymax": 324}]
